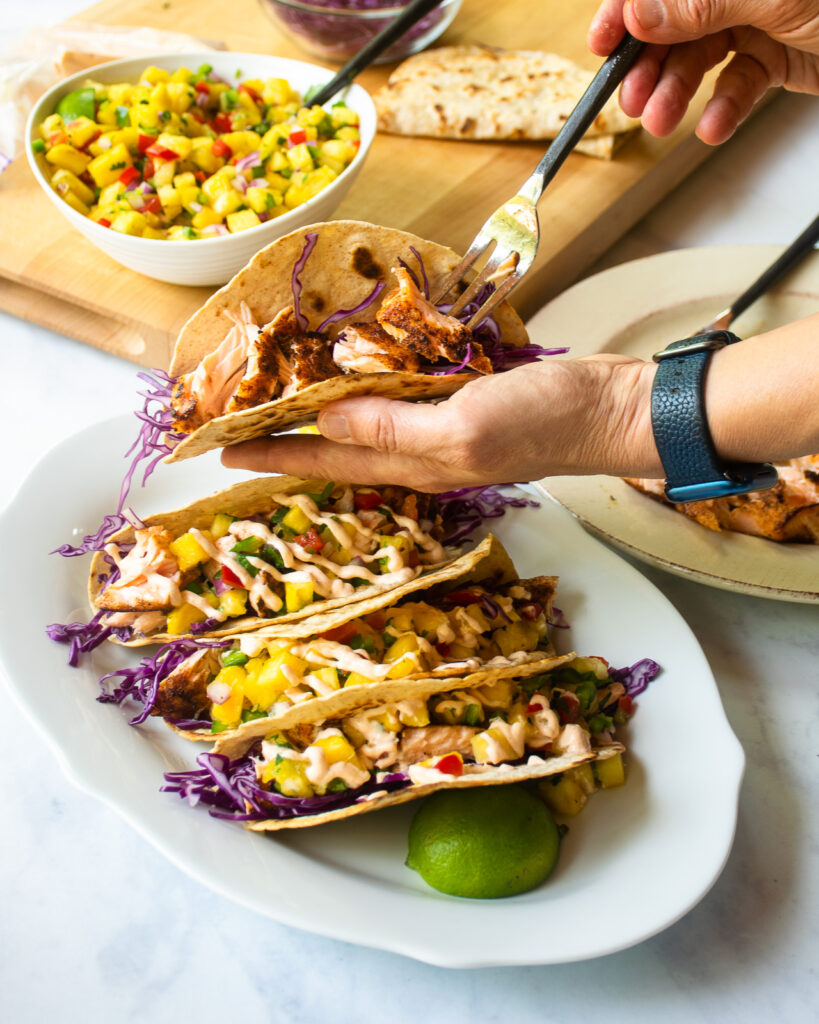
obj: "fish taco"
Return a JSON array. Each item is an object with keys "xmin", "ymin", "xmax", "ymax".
[
  {"xmin": 162, "ymin": 655, "xmax": 637, "ymax": 830},
  {"xmin": 88, "ymin": 475, "xmax": 472, "ymax": 646},
  {"xmin": 162, "ymin": 220, "xmax": 553, "ymax": 462},
  {"xmin": 103, "ymin": 562, "xmax": 564, "ymax": 742}
]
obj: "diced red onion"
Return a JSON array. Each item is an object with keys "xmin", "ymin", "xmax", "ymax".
[
  {"xmin": 235, "ymin": 151, "xmax": 262, "ymax": 172},
  {"xmin": 207, "ymin": 681, "xmax": 232, "ymax": 705},
  {"xmin": 247, "ymin": 178, "xmax": 269, "ymax": 189}
]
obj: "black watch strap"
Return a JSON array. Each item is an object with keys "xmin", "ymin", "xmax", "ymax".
[{"xmin": 650, "ymin": 330, "xmax": 778, "ymax": 503}]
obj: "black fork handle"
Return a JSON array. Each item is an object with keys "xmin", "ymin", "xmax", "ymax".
[{"xmin": 521, "ymin": 32, "xmax": 646, "ymax": 204}]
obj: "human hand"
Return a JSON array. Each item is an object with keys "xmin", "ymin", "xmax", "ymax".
[
  {"xmin": 588, "ymin": 0, "xmax": 819, "ymax": 143},
  {"xmin": 221, "ymin": 355, "xmax": 658, "ymax": 492}
]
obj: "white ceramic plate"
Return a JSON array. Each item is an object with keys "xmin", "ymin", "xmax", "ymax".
[
  {"xmin": 0, "ymin": 415, "xmax": 743, "ymax": 967},
  {"xmin": 527, "ymin": 245, "xmax": 819, "ymax": 604}
]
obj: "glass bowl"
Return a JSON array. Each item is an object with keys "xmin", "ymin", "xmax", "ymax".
[{"xmin": 260, "ymin": 0, "xmax": 462, "ymax": 64}]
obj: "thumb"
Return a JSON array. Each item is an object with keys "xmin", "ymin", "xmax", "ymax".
[
  {"xmin": 624, "ymin": 0, "xmax": 769, "ymax": 42},
  {"xmin": 317, "ymin": 395, "xmax": 453, "ymax": 456}
]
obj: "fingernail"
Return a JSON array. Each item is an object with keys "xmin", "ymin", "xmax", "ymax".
[
  {"xmin": 630, "ymin": 0, "xmax": 665, "ymax": 30},
  {"xmin": 320, "ymin": 412, "xmax": 350, "ymax": 440}
]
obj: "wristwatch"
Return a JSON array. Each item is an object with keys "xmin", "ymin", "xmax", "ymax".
[{"xmin": 650, "ymin": 329, "xmax": 778, "ymax": 504}]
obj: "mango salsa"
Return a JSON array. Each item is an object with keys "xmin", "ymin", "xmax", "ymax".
[{"xmin": 34, "ymin": 66, "xmax": 361, "ymax": 240}]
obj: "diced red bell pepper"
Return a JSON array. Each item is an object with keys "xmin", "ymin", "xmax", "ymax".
[
  {"xmin": 618, "ymin": 695, "xmax": 634, "ymax": 717},
  {"xmin": 137, "ymin": 133, "xmax": 156, "ymax": 154},
  {"xmin": 294, "ymin": 527, "xmax": 324, "ymax": 553},
  {"xmin": 193, "ymin": 170, "xmax": 206, "ymax": 182},
  {"xmin": 49, "ymin": 131, "xmax": 68, "ymax": 147},
  {"xmin": 407, "ymin": 548, "xmax": 420, "ymax": 568},
  {"xmin": 190, "ymin": 109, "xmax": 205, "ymax": 123},
  {"xmin": 146, "ymin": 143, "xmax": 180, "ymax": 161},
  {"xmin": 554, "ymin": 690, "xmax": 580, "ymax": 725},
  {"xmin": 435, "ymin": 753, "xmax": 463, "ymax": 777},
  {"xmin": 238, "ymin": 83, "xmax": 261, "ymax": 104},
  {"xmin": 118, "ymin": 165, "xmax": 140, "ymax": 186},
  {"xmin": 213, "ymin": 113, "xmax": 233, "ymax": 134},
  {"xmin": 288, "ymin": 129, "xmax": 307, "ymax": 147},
  {"xmin": 526, "ymin": 695, "xmax": 547, "ymax": 714},
  {"xmin": 443, "ymin": 590, "xmax": 481, "ymax": 606},
  {"xmin": 143, "ymin": 196, "xmax": 162, "ymax": 215},
  {"xmin": 97, "ymin": 218, "xmax": 112, "ymax": 228},
  {"xmin": 142, "ymin": 158, "xmax": 155, "ymax": 180},
  {"xmin": 353, "ymin": 491, "xmax": 382, "ymax": 511},
  {"xmin": 319, "ymin": 621, "xmax": 359, "ymax": 644},
  {"xmin": 211, "ymin": 138, "xmax": 232, "ymax": 158},
  {"xmin": 194, "ymin": 80, "xmax": 211, "ymax": 94},
  {"xmin": 220, "ymin": 565, "xmax": 245, "ymax": 589}
]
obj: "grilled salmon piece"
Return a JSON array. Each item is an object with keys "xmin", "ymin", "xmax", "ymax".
[
  {"xmin": 153, "ymin": 648, "xmax": 221, "ymax": 720},
  {"xmin": 96, "ymin": 527, "xmax": 181, "ymax": 611},
  {"xmin": 224, "ymin": 314, "xmax": 289, "ymax": 413},
  {"xmin": 377, "ymin": 265, "xmax": 492, "ymax": 373},
  {"xmin": 333, "ymin": 322, "xmax": 421, "ymax": 374},
  {"xmin": 255, "ymin": 306, "xmax": 339, "ymax": 397},
  {"xmin": 171, "ymin": 303, "xmax": 259, "ymax": 430},
  {"xmin": 397, "ymin": 725, "xmax": 479, "ymax": 765},
  {"xmin": 625, "ymin": 455, "xmax": 819, "ymax": 542}
]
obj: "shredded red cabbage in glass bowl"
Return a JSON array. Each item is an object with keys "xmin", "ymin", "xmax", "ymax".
[{"xmin": 260, "ymin": 0, "xmax": 462, "ymax": 64}]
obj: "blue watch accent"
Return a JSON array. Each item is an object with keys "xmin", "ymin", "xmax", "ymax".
[{"xmin": 650, "ymin": 330, "xmax": 778, "ymax": 504}]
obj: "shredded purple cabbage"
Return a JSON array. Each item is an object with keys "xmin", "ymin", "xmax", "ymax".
[
  {"xmin": 610, "ymin": 658, "xmax": 661, "ymax": 697},
  {"xmin": 98, "ymin": 637, "xmax": 231, "ymax": 725},
  {"xmin": 189, "ymin": 616, "xmax": 221, "ymax": 635},
  {"xmin": 46, "ymin": 612, "xmax": 132, "ymax": 668},
  {"xmin": 162, "ymin": 750, "xmax": 410, "ymax": 821},
  {"xmin": 317, "ymin": 280, "xmax": 385, "ymax": 333},
  {"xmin": 438, "ymin": 485, "xmax": 540, "ymax": 545},
  {"xmin": 292, "ymin": 232, "xmax": 319, "ymax": 331},
  {"xmin": 548, "ymin": 605, "xmax": 570, "ymax": 629},
  {"xmin": 478, "ymin": 593, "xmax": 511, "ymax": 623},
  {"xmin": 54, "ymin": 369, "xmax": 183, "ymax": 557}
]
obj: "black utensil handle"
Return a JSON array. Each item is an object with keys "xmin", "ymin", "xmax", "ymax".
[
  {"xmin": 525, "ymin": 32, "xmax": 646, "ymax": 201},
  {"xmin": 728, "ymin": 212, "xmax": 819, "ymax": 323},
  {"xmin": 309, "ymin": 0, "xmax": 444, "ymax": 107}
]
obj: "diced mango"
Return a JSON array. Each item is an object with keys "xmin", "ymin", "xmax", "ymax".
[
  {"xmin": 189, "ymin": 137, "xmax": 223, "ymax": 174},
  {"xmin": 539, "ymin": 773, "xmax": 590, "ymax": 817},
  {"xmin": 384, "ymin": 633, "xmax": 418, "ymax": 663},
  {"xmin": 157, "ymin": 132, "xmax": 193, "ymax": 159},
  {"xmin": 262, "ymin": 757, "xmax": 313, "ymax": 797},
  {"xmin": 166, "ymin": 603, "xmax": 206, "ymax": 635},
  {"xmin": 169, "ymin": 530, "xmax": 211, "ymax": 572},
  {"xmin": 141, "ymin": 66, "xmax": 171, "ymax": 85},
  {"xmin": 311, "ymin": 666, "xmax": 340, "ymax": 691},
  {"xmin": 343, "ymin": 671, "xmax": 375, "ymax": 689},
  {"xmin": 51, "ymin": 168, "xmax": 95, "ymax": 204},
  {"xmin": 284, "ymin": 581, "xmax": 313, "ymax": 612},
  {"xmin": 65, "ymin": 116, "xmax": 99, "ymax": 149},
  {"xmin": 312, "ymin": 732, "xmax": 359, "ymax": 765},
  {"xmin": 493, "ymin": 620, "xmax": 541, "ymax": 657},
  {"xmin": 110, "ymin": 210, "xmax": 148, "ymax": 236},
  {"xmin": 46, "ymin": 143, "xmax": 91, "ymax": 176},
  {"xmin": 87, "ymin": 143, "xmax": 131, "ymax": 187},
  {"xmin": 226, "ymin": 209, "xmax": 261, "ymax": 233},
  {"xmin": 218, "ymin": 590, "xmax": 246, "ymax": 618},
  {"xmin": 210, "ymin": 513, "xmax": 236, "ymax": 540},
  {"xmin": 192, "ymin": 206, "xmax": 224, "ymax": 230},
  {"xmin": 594, "ymin": 752, "xmax": 626, "ymax": 789},
  {"xmin": 281, "ymin": 505, "xmax": 312, "ymax": 534},
  {"xmin": 53, "ymin": 186, "xmax": 90, "ymax": 215}
]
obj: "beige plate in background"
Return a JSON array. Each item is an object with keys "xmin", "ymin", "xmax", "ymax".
[{"xmin": 526, "ymin": 245, "xmax": 819, "ymax": 604}]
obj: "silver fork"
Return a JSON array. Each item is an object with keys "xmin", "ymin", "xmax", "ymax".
[{"xmin": 432, "ymin": 33, "xmax": 646, "ymax": 326}]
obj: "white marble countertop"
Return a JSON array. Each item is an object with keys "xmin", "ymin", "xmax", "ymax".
[{"xmin": 2, "ymin": 4, "xmax": 817, "ymax": 1021}]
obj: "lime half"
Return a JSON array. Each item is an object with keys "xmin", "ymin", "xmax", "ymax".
[{"xmin": 406, "ymin": 785, "xmax": 560, "ymax": 899}]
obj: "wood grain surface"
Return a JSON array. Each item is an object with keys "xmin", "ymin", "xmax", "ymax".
[{"xmin": 0, "ymin": 0, "xmax": 745, "ymax": 368}]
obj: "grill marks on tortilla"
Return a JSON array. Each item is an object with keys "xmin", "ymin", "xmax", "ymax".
[{"xmin": 352, "ymin": 246, "xmax": 383, "ymax": 279}]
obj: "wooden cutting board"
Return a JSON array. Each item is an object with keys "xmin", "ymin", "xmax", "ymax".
[{"xmin": 0, "ymin": 0, "xmax": 753, "ymax": 369}]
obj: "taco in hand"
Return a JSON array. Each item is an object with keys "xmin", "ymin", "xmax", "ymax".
[
  {"xmin": 162, "ymin": 220, "xmax": 549, "ymax": 462},
  {"xmin": 162, "ymin": 656, "xmax": 633, "ymax": 830}
]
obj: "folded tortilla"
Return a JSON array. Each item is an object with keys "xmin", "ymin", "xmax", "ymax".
[
  {"xmin": 164, "ymin": 220, "xmax": 529, "ymax": 463},
  {"xmin": 90, "ymin": 475, "xmax": 502, "ymax": 646},
  {"xmin": 374, "ymin": 44, "xmax": 640, "ymax": 156},
  {"xmin": 186, "ymin": 658, "xmax": 628, "ymax": 830},
  {"xmin": 152, "ymin": 565, "xmax": 562, "ymax": 744}
]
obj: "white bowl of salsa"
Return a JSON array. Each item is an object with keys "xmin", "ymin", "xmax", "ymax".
[{"xmin": 26, "ymin": 51, "xmax": 377, "ymax": 286}]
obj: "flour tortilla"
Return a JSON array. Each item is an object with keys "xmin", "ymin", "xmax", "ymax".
[
  {"xmin": 166, "ymin": 220, "xmax": 529, "ymax": 463},
  {"xmin": 374, "ymin": 45, "xmax": 640, "ymax": 157},
  {"xmin": 247, "ymin": 743, "xmax": 625, "ymax": 831},
  {"xmin": 88, "ymin": 473, "xmax": 513, "ymax": 644}
]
